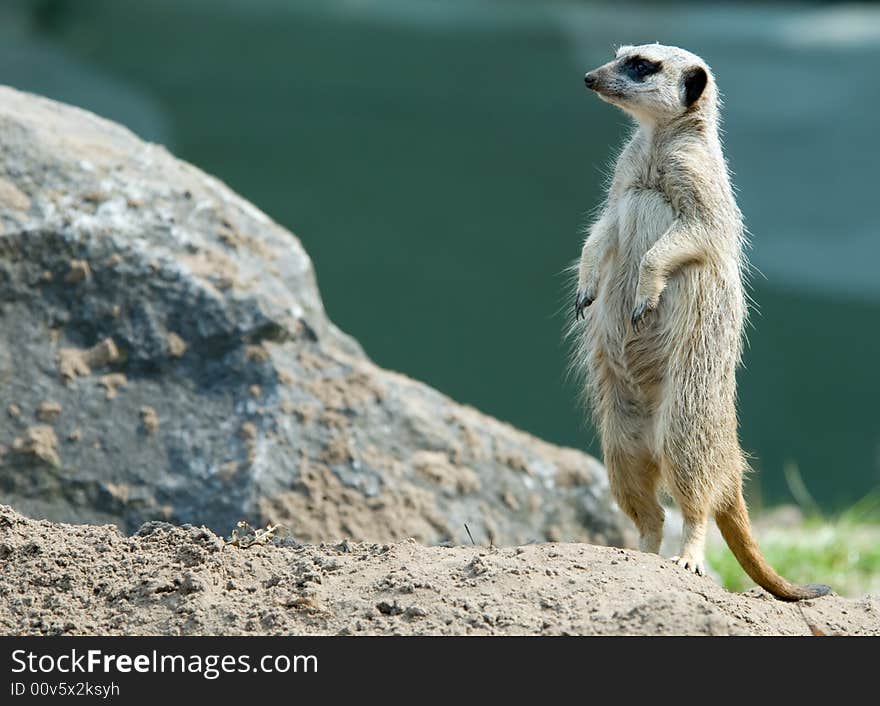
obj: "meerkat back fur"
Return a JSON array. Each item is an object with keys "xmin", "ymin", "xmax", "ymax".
[{"xmin": 570, "ymin": 44, "xmax": 829, "ymax": 601}]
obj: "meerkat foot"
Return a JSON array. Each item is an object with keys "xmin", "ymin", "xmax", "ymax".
[{"xmin": 671, "ymin": 554, "xmax": 706, "ymax": 576}]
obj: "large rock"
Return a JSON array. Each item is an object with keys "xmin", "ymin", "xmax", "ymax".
[{"xmin": 0, "ymin": 86, "xmax": 628, "ymax": 547}]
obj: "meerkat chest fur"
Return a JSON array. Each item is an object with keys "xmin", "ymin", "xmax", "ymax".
[
  {"xmin": 611, "ymin": 132, "xmax": 678, "ymax": 281},
  {"xmin": 595, "ymin": 129, "xmax": 742, "ymax": 385}
]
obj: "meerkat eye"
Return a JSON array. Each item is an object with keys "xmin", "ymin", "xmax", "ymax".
[{"xmin": 623, "ymin": 57, "xmax": 662, "ymax": 81}]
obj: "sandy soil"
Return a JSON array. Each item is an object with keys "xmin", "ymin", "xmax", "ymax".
[{"xmin": 1, "ymin": 505, "xmax": 877, "ymax": 636}]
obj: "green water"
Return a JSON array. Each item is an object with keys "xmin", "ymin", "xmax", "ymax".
[{"xmin": 3, "ymin": 0, "xmax": 879, "ymax": 510}]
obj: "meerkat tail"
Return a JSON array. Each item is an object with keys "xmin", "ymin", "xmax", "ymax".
[{"xmin": 714, "ymin": 492, "xmax": 831, "ymax": 602}]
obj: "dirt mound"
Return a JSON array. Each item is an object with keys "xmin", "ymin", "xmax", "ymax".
[{"xmin": 1, "ymin": 505, "xmax": 876, "ymax": 636}]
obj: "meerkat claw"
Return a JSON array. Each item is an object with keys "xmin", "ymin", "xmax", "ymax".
[
  {"xmin": 672, "ymin": 555, "xmax": 705, "ymax": 576},
  {"xmin": 574, "ymin": 289, "xmax": 594, "ymax": 320},
  {"xmin": 631, "ymin": 301, "xmax": 651, "ymax": 332}
]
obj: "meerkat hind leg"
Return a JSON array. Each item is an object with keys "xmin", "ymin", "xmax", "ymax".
[
  {"xmin": 671, "ymin": 510, "xmax": 709, "ymax": 576},
  {"xmin": 660, "ymin": 416, "xmax": 712, "ymax": 575},
  {"xmin": 604, "ymin": 447, "xmax": 665, "ymax": 554}
]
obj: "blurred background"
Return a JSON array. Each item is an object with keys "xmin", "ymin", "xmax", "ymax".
[{"xmin": 1, "ymin": 0, "xmax": 878, "ymax": 523}]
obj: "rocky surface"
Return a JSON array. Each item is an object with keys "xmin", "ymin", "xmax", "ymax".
[
  {"xmin": 0, "ymin": 505, "xmax": 876, "ymax": 636},
  {"xmin": 0, "ymin": 85, "xmax": 627, "ymax": 547}
]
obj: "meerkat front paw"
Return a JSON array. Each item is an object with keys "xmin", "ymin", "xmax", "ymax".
[
  {"xmin": 671, "ymin": 554, "xmax": 706, "ymax": 576},
  {"xmin": 630, "ymin": 297, "xmax": 657, "ymax": 332},
  {"xmin": 574, "ymin": 287, "xmax": 596, "ymax": 320}
]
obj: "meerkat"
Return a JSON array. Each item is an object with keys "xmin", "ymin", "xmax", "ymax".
[{"xmin": 570, "ymin": 43, "xmax": 829, "ymax": 601}]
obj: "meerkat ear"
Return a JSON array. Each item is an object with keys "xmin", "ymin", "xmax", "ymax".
[{"xmin": 682, "ymin": 66, "xmax": 707, "ymax": 108}]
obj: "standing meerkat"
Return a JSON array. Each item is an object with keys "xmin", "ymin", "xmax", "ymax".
[{"xmin": 570, "ymin": 43, "xmax": 829, "ymax": 601}]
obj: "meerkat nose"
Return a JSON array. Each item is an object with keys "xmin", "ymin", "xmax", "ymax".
[{"xmin": 584, "ymin": 72, "xmax": 598, "ymax": 89}]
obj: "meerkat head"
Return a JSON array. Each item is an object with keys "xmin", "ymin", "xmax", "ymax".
[{"xmin": 584, "ymin": 44, "xmax": 715, "ymax": 125}]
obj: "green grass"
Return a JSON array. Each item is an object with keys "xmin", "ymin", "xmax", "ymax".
[{"xmin": 707, "ymin": 489, "xmax": 880, "ymax": 597}]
